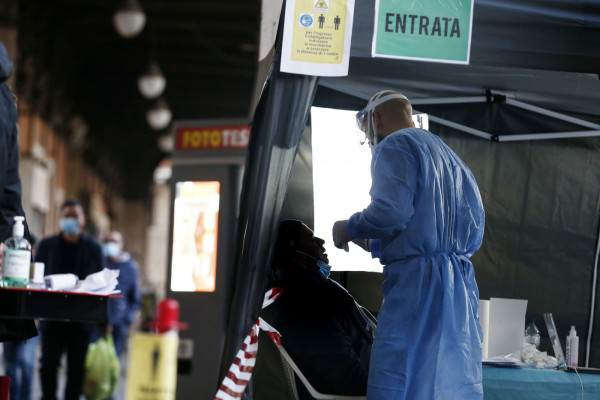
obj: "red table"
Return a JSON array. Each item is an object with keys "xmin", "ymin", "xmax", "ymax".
[{"xmin": 0, "ymin": 287, "xmax": 119, "ymax": 323}]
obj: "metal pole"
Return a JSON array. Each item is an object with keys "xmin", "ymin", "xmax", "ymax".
[
  {"xmin": 497, "ymin": 130, "xmax": 600, "ymax": 142},
  {"xmin": 585, "ymin": 207, "xmax": 600, "ymax": 367},
  {"xmin": 417, "ymin": 112, "xmax": 494, "ymax": 140}
]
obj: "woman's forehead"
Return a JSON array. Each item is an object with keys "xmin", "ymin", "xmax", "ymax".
[
  {"xmin": 300, "ymin": 224, "xmax": 312, "ymax": 239},
  {"xmin": 300, "ymin": 224, "xmax": 323, "ymax": 243}
]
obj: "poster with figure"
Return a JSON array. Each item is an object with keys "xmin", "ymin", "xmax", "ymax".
[
  {"xmin": 170, "ymin": 181, "xmax": 220, "ymax": 292},
  {"xmin": 281, "ymin": 0, "xmax": 355, "ymax": 76},
  {"xmin": 125, "ymin": 333, "xmax": 178, "ymax": 400},
  {"xmin": 372, "ymin": 0, "xmax": 474, "ymax": 64}
]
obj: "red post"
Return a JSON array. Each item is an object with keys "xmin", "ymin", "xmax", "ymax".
[{"xmin": 0, "ymin": 376, "xmax": 10, "ymax": 400}]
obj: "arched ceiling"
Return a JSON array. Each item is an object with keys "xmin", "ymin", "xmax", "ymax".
[{"xmin": 13, "ymin": 0, "xmax": 261, "ymax": 199}]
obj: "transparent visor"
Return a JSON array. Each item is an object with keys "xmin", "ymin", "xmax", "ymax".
[
  {"xmin": 355, "ymin": 108, "xmax": 369, "ymax": 145},
  {"xmin": 356, "ymin": 108, "xmax": 367, "ymax": 132},
  {"xmin": 355, "ymin": 93, "xmax": 409, "ymax": 144}
]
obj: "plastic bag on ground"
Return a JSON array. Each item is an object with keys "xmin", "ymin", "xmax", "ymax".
[{"xmin": 83, "ymin": 333, "xmax": 121, "ymax": 400}]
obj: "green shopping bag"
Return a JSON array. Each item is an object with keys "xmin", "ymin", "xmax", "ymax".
[{"xmin": 83, "ymin": 333, "xmax": 121, "ymax": 400}]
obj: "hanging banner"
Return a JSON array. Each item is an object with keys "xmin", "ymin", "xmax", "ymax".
[
  {"xmin": 281, "ymin": 0, "xmax": 356, "ymax": 76},
  {"xmin": 372, "ymin": 0, "xmax": 474, "ymax": 64}
]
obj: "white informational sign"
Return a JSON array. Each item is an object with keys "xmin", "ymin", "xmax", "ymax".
[
  {"xmin": 281, "ymin": 0, "xmax": 356, "ymax": 76},
  {"xmin": 481, "ymin": 297, "xmax": 528, "ymax": 359}
]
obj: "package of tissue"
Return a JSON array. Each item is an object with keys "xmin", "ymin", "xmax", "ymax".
[
  {"xmin": 44, "ymin": 274, "xmax": 79, "ymax": 291},
  {"xmin": 73, "ymin": 268, "xmax": 120, "ymax": 295}
]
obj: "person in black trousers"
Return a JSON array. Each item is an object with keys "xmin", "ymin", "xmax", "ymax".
[{"xmin": 35, "ymin": 199, "xmax": 103, "ymax": 400}]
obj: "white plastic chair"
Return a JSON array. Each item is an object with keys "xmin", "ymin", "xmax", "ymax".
[{"xmin": 277, "ymin": 345, "xmax": 367, "ymax": 400}]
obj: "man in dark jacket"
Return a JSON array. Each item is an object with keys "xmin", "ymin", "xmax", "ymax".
[
  {"xmin": 269, "ymin": 219, "xmax": 376, "ymax": 398},
  {"xmin": 35, "ymin": 198, "xmax": 104, "ymax": 400},
  {"xmin": 100, "ymin": 230, "xmax": 142, "ymax": 357},
  {"xmin": 0, "ymin": 40, "xmax": 37, "ymax": 341}
]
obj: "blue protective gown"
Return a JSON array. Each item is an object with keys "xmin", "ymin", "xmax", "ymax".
[{"xmin": 347, "ymin": 128, "xmax": 485, "ymax": 400}]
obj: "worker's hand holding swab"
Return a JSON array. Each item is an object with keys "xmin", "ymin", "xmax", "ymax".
[{"xmin": 332, "ymin": 220, "xmax": 352, "ymax": 252}]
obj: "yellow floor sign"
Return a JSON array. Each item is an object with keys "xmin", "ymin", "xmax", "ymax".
[{"xmin": 125, "ymin": 332, "xmax": 179, "ymax": 400}]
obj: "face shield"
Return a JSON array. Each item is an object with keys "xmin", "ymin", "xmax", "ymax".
[
  {"xmin": 355, "ymin": 107, "xmax": 368, "ymax": 132},
  {"xmin": 355, "ymin": 107, "xmax": 369, "ymax": 145},
  {"xmin": 355, "ymin": 92, "xmax": 410, "ymax": 146}
]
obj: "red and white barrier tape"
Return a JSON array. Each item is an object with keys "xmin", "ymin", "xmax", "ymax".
[{"xmin": 214, "ymin": 287, "xmax": 282, "ymax": 400}]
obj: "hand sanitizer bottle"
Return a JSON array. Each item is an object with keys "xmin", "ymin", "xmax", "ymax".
[
  {"xmin": 524, "ymin": 318, "xmax": 541, "ymax": 349},
  {"xmin": 566, "ymin": 325, "xmax": 579, "ymax": 367},
  {"xmin": 2, "ymin": 216, "xmax": 31, "ymax": 287}
]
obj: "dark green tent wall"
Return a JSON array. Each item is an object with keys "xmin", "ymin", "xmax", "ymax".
[{"xmin": 219, "ymin": 1, "xmax": 600, "ymax": 395}]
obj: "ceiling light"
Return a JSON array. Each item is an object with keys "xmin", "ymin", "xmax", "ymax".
[
  {"xmin": 138, "ymin": 62, "xmax": 166, "ymax": 99},
  {"xmin": 113, "ymin": 0, "xmax": 146, "ymax": 39},
  {"xmin": 157, "ymin": 133, "xmax": 174, "ymax": 152},
  {"xmin": 146, "ymin": 99, "xmax": 172, "ymax": 130},
  {"xmin": 153, "ymin": 159, "xmax": 172, "ymax": 184}
]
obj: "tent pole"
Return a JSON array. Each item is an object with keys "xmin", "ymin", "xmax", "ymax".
[
  {"xmin": 417, "ymin": 112, "xmax": 494, "ymax": 140},
  {"xmin": 585, "ymin": 211, "xmax": 600, "ymax": 367},
  {"xmin": 502, "ymin": 97, "xmax": 600, "ymax": 130},
  {"xmin": 411, "ymin": 96, "xmax": 487, "ymax": 105},
  {"xmin": 497, "ymin": 130, "xmax": 600, "ymax": 142}
]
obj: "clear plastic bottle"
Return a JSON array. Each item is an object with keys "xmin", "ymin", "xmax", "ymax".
[
  {"xmin": 2, "ymin": 216, "xmax": 31, "ymax": 287},
  {"xmin": 524, "ymin": 318, "xmax": 541, "ymax": 349}
]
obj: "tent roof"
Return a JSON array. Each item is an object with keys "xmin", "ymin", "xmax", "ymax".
[
  {"xmin": 320, "ymin": 59, "xmax": 600, "ymax": 118},
  {"xmin": 317, "ymin": 0, "xmax": 600, "ymax": 128},
  {"xmin": 349, "ymin": 0, "xmax": 600, "ymax": 73}
]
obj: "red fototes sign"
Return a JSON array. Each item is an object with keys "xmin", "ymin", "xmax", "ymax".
[{"xmin": 176, "ymin": 125, "xmax": 250, "ymax": 151}]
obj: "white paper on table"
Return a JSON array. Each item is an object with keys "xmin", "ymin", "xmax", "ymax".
[
  {"xmin": 72, "ymin": 268, "xmax": 120, "ymax": 295},
  {"xmin": 486, "ymin": 297, "xmax": 528, "ymax": 359}
]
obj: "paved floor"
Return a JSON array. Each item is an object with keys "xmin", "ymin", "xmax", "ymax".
[{"xmin": 2, "ymin": 341, "xmax": 128, "ymax": 400}]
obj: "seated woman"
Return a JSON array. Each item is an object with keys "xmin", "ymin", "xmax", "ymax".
[{"xmin": 268, "ymin": 219, "xmax": 376, "ymax": 398}]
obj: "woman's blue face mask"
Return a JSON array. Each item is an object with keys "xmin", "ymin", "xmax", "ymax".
[
  {"xmin": 59, "ymin": 217, "xmax": 80, "ymax": 235},
  {"xmin": 316, "ymin": 259, "xmax": 332, "ymax": 279},
  {"xmin": 296, "ymin": 250, "xmax": 332, "ymax": 279}
]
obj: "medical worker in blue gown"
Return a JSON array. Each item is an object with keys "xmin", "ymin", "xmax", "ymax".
[{"xmin": 332, "ymin": 91, "xmax": 485, "ymax": 400}]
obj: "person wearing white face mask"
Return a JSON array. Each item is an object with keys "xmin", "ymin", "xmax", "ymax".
[
  {"xmin": 332, "ymin": 91, "xmax": 485, "ymax": 400},
  {"xmin": 34, "ymin": 198, "xmax": 103, "ymax": 400},
  {"xmin": 263, "ymin": 219, "xmax": 376, "ymax": 399},
  {"xmin": 100, "ymin": 230, "xmax": 141, "ymax": 358}
]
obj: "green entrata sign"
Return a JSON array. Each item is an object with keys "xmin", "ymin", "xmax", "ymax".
[{"xmin": 373, "ymin": 0, "xmax": 474, "ymax": 64}]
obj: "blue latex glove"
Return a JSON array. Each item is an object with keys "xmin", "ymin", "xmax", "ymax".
[
  {"xmin": 351, "ymin": 238, "xmax": 371, "ymax": 252},
  {"xmin": 332, "ymin": 220, "xmax": 352, "ymax": 251}
]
